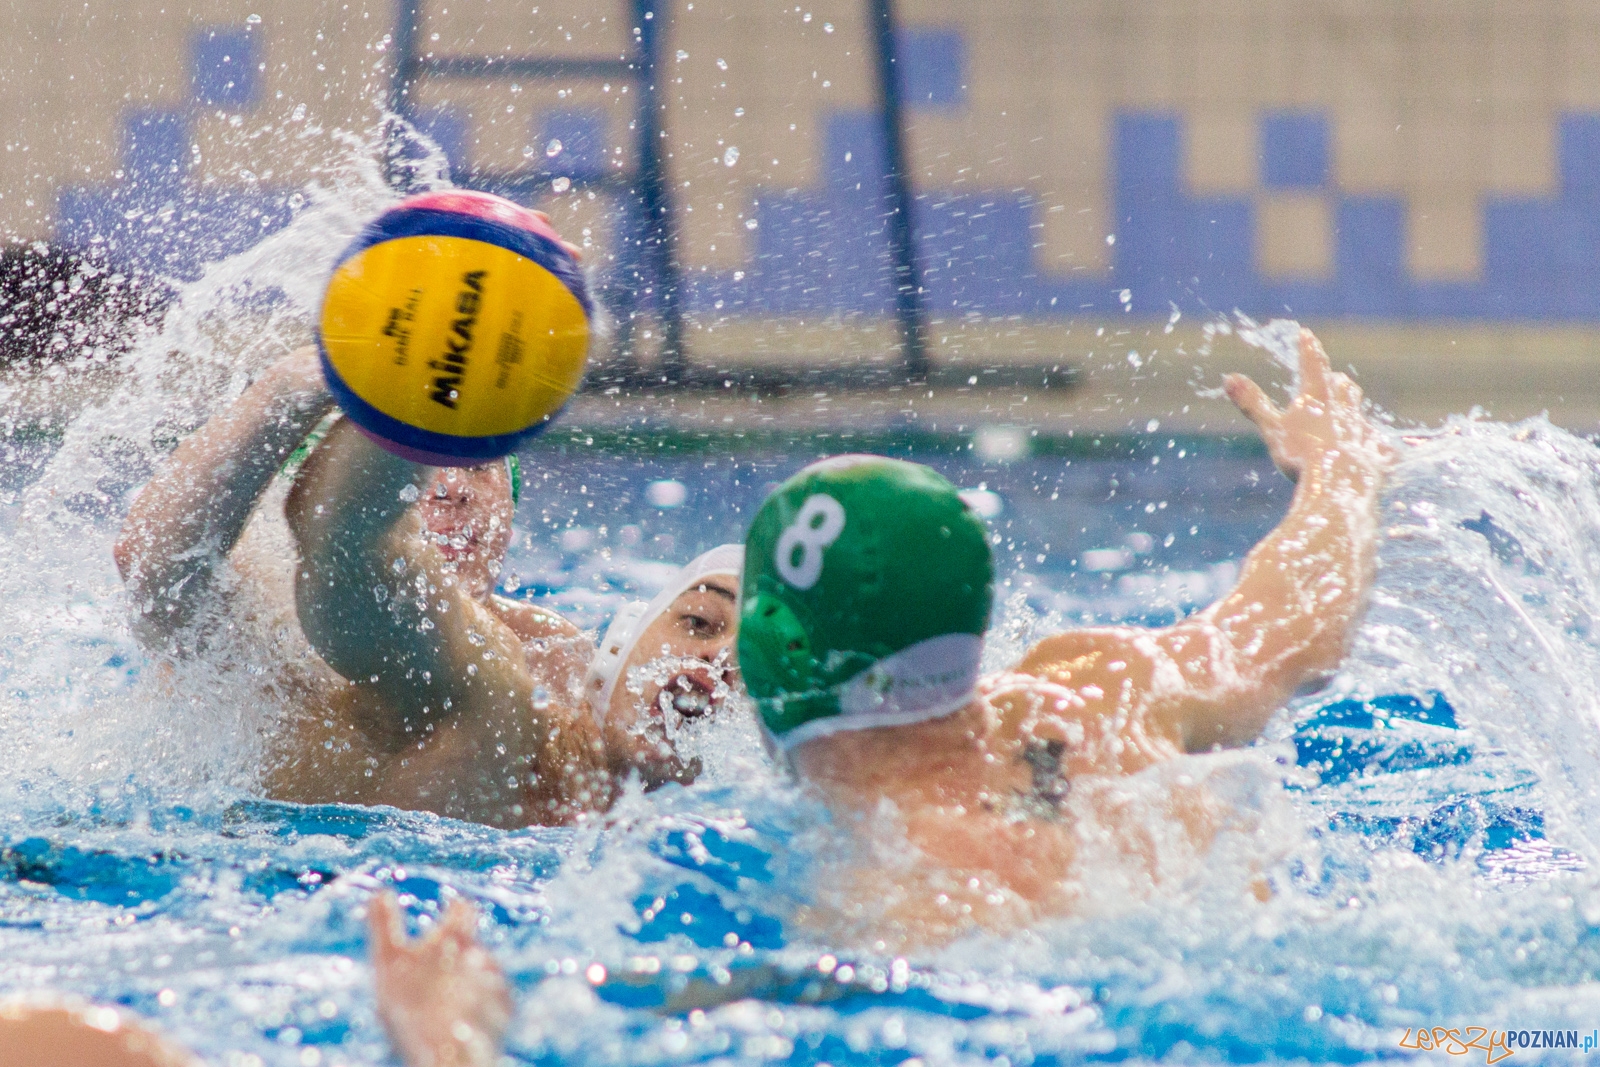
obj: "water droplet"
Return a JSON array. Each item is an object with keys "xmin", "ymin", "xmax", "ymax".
[
  {"xmin": 246, "ymin": 12, "xmax": 261, "ymax": 23},
  {"xmin": 545, "ymin": 138, "xmax": 563, "ymax": 157},
  {"xmin": 733, "ymin": 106, "xmax": 744, "ymax": 117},
  {"xmin": 552, "ymin": 176, "xmax": 571, "ymax": 192},
  {"xmin": 824, "ymin": 21, "xmax": 834, "ymax": 32},
  {"xmin": 645, "ymin": 480, "xmax": 688, "ymax": 508},
  {"xmin": 717, "ymin": 57, "xmax": 727, "ymax": 70},
  {"xmin": 676, "ymin": 49, "xmax": 689, "ymax": 61},
  {"xmin": 533, "ymin": 686, "xmax": 550, "ymax": 710},
  {"xmin": 745, "ymin": 218, "xmax": 759, "ymax": 231},
  {"xmin": 733, "ymin": 270, "xmax": 745, "ymax": 281},
  {"xmin": 803, "ymin": 11, "xmax": 812, "ymax": 21},
  {"xmin": 398, "ymin": 484, "xmax": 420, "ymax": 502},
  {"xmin": 723, "ymin": 146, "xmax": 739, "ymax": 166}
]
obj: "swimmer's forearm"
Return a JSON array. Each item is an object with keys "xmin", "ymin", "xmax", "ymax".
[
  {"xmin": 286, "ymin": 418, "xmax": 426, "ymax": 558},
  {"xmin": 286, "ymin": 419, "xmax": 438, "ymax": 672},
  {"xmin": 287, "ymin": 422, "xmax": 532, "ymax": 745},
  {"xmin": 115, "ymin": 348, "xmax": 332, "ymax": 623},
  {"xmin": 1172, "ymin": 447, "xmax": 1384, "ymax": 747}
]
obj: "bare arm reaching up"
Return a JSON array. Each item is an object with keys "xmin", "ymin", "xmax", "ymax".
[
  {"xmin": 1018, "ymin": 329, "xmax": 1393, "ymax": 759},
  {"xmin": 114, "ymin": 346, "xmax": 334, "ymax": 644}
]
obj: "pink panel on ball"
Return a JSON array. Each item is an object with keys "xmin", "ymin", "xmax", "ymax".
[{"xmin": 397, "ymin": 189, "xmax": 564, "ymax": 246}]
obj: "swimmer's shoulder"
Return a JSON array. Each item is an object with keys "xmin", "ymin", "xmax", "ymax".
[
  {"xmin": 988, "ymin": 628, "xmax": 1176, "ymax": 768},
  {"xmin": 1011, "ymin": 626, "xmax": 1155, "ymax": 688}
]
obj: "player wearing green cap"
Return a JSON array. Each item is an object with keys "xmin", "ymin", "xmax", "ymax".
[
  {"xmin": 115, "ymin": 345, "xmax": 744, "ymax": 827},
  {"xmin": 740, "ymin": 328, "xmax": 1392, "ymax": 942}
]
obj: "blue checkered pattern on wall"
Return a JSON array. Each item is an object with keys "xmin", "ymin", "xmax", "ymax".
[
  {"xmin": 538, "ymin": 111, "xmax": 610, "ymax": 180},
  {"xmin": 1261, "ymin": 113, "xmax": 1329, "ymax": 190},
  {"xmin": 48, "ymin": 18, "xmax": 1600, "ymax": 324},
  {"xmin": 56, "ymin": 61, "xmax": 290, "ymax": 278},
  {"xmin": 1114, "ymin": 110, "xmax": 1600, "ymax": 318},
  {"xmin": 691, "ymin": 108, "xmax": 1600, "ymax": 322},
  {"xmin": 121, "ymin": 111, "xmax": 188, "ymax": 190},
  {"xmin": 192, "ymin": 27, "xmax": 259, "ymax": 109},
  {"xmin": 897, "ymin": 29, "xmax": 966, "ymax": 111}
]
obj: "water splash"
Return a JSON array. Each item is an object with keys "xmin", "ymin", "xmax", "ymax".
[{"xmin": 3, "ymin": 114, "xmax": 1600, "ymax": 1064}]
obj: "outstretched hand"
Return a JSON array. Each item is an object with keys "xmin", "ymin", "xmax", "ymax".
[
  {"xmin": 1223, "ymin": 327, "xmax": 1392, "ymax": 483},
  {"xmin": 369, "ymin": 892, "xmax": 512, "ymax": 1067}
]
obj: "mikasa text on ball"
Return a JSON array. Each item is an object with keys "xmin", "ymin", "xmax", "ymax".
[{"xmin": 318, "ymin": 189, "xmax": 591, "ymax": 466}]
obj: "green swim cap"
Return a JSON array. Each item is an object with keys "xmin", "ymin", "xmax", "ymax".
[{"xmin": 739, "ymin": 455, "xmax": 994, "ymax": 749}]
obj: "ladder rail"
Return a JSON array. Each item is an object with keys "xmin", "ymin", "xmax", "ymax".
[{"xmin": 388, "ymin": 0, "xmax": 687, "ymax": 384}]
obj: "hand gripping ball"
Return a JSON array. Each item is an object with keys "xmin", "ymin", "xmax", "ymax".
[{"xmin": 317, "ymin": 189, "xmax": 591, "ymax": 466}]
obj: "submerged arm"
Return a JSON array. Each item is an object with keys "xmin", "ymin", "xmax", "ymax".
[{"xmin": 114, "ymin": 346, "xmax": 333, "ymax": 643}]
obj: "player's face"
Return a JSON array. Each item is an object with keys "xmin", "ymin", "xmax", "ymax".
[
  {"xmin": 603, "ymin": 577, "xmax": 742, "ymax": 787},
  {"xmin": 414, "ymin": 463, "xmax": 515, "ymax": 601}
]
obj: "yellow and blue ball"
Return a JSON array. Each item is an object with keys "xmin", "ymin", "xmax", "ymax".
[{"xmin": 317, "ymin": 189, "xmax": 591, "ymax": 466}]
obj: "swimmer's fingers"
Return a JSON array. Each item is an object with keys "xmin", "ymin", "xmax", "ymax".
[
  {"xmin": 368, "ymin": 891, "xmax": 408, "ymax": 963},
  {"xmin": 438, "ymin": 897, "xmax": 483, "ymax": 953},
  {"xmin": 1225, "ymin": 373, "xmax": 1299, "ymax": 479},
  {"xmin": 1223, "ymin": 373, "xmax": 1282, "ymax": 434},
  {"xmin": 1296, "ymin": 328, "xmax": 1333, "ymax": 404},
  {"xmin": 1329, "ymin": 372, "xmax": 1397, "ymax": 466},
  {"xmin": 437, "ymin": 899, "xmax": 514, "ymax": 1032}
]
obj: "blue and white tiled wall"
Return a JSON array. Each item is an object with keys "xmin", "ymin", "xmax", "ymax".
[{"xmin": 31, "ymin": 0, "xmax": 1600, "ymax": 323}]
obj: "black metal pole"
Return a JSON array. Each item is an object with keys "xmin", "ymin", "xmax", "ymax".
[
  {"xmin": 631, "ymin": 0, "xmax": 686, "ymax": 383},
  {"xmin": 867, "ymin": 0, "xmax": 929, "ymax": 381},
  {"xmin": 386, "ymin": 1, "xmax": 421, "ymax": 190}
]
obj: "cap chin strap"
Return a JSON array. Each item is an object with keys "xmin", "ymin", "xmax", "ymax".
[
  {"xmin": 759, "ymin": 632, "xmax": 985, "ymax": 750},
  {"xmin": 584, "ymin": 544, "xmax": 745, "ymax": 725}
]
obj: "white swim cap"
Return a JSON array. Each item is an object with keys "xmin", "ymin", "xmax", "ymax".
[{"xmin": 585, "ymin": 544, "xmax": 744, "ymax": 723}]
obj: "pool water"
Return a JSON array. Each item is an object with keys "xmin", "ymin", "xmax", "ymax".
[{"xmin": 6, "ymin": 170, "xmax": 1600, "ymax": 1066}]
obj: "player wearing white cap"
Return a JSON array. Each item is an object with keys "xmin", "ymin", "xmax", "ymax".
[{"xmin": 115, "ymin": 346, "xmax": 743, "ymax": 827}]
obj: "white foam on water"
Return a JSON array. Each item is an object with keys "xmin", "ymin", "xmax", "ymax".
[{"xmin": 0, "ymin": 116, "xmax": 417, "ymax": 803}]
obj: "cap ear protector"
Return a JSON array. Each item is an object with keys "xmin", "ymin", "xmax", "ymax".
[
  {"xmin": 738, "ymin": 455, "xmax": 994, "ymax": 749},
  {"xmin": 505, "ymin": 452, "xmax": 521, "ymax": 507},
  {"xmin": 584, "ymin": 544, "xmax": 745, "ymax": 723}
]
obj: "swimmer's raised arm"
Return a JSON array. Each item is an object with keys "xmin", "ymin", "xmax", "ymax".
[
  {"xmin": 285, "ymin": 422, "xmax": 534, "ymax": 803},
  {"xmin": 1019, "ymin": 329, "xmax": 1392, "ymax": 754},
  {"xmin": 114, "ymin": 346, "xmax": 334, "ymax": 644}
]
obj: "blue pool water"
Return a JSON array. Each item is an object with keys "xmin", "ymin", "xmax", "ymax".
[{"xmin": 8, "ymin": 182, "xmax": 1600, "ymax": 1065}]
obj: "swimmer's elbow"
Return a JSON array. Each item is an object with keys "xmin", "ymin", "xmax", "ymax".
[
  {"xmin": 282, "ymin": 473, "xmax": 325, "ymax": 549},
  {"xmin": 112, "ymin": 531, "xmax": 136, "ymax": 585},
  {"xmin": 112, "ymin": 524, "xmax": 163, "ymax": 600}
]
